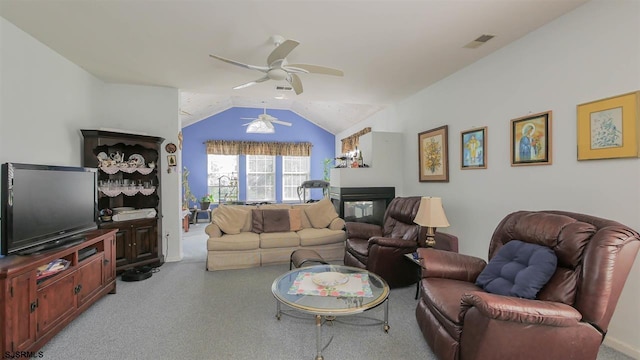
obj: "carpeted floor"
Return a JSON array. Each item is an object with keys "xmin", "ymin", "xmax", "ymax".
[{"xmin": 35, "ymin": 224, "xmax": 634, "ymax": 360}]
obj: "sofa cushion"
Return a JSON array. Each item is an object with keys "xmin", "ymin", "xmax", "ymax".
[
  {"xmin": 289, "ymin": 208, "xmax": 304, "ymax": 231},
  {"xmin": 259, "ymin": 232, "xmax": 300, "ymax": 248},
  {"xmin": 297, "ymin": 228, "xmax": 347, "ymax": 246},
  {"xmin": 252, "ymin": 209, "xmax": 293, "ymax": 233},
  {"xmin": 304, "ymin": 198, "xmax": 339, "ymax": 229},
  {"xmin": 212, "ymin": 205, "xmax": 250, "ymax": 235},
  {"xmin": 207, "ymin": 232, "xmax": 260, "ymax": 251},
  {"xmin": 475, "ymin": 240, "xmax": 557, "ymax": 299},
  {"xmin": 292, "ymin": 204, "xmax": 313, "ymax": 228}
]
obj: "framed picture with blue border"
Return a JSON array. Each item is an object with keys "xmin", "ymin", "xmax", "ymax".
[{"xmin": 461, "ymin": 127, "xmax": 487, "ymax": 169}]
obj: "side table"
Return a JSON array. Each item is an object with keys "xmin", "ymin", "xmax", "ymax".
[
  {"xmin": 404, "ymin": 252, "xmax": 422, "ymax": 299},
  {"xmin": 191, "ymin": 208, "xmax": 212, "ymax": 224}
]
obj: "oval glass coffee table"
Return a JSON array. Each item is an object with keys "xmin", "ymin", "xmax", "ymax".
[{"xmin": 272, "ymin": 264, "xmax": 390, "ymax": 360}]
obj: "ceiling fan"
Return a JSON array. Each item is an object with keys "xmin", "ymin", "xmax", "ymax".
[
  {"xmin": 209, "ymin": 35, "xmax": 343, "ymax": 95},
  {"xmin": 241, "ymin": 108, "xmax": 292, "ymax": 134}
]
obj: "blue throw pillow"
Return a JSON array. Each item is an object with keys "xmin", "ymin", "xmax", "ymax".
[{"xmin": 475, "ymin": 240, "xmax": 557, "ymax": 299}]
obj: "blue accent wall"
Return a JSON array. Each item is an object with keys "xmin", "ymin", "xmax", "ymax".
[{"xmin": 182, "ymin": 107, "xmax": 335, "ymax": 206}]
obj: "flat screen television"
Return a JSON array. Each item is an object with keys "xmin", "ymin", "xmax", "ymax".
[{"xmin": 1, "ymin": 163, "xmax": 98, "ymax": 256}]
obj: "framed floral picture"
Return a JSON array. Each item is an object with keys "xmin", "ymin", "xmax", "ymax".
[
  {"xmin": 510, "ymin": 111, "xmax": 552, "ymax": 166},
  {"xmin": 577, "ymin": 91, "xmax": 640, "ymax": 160},
  {"xmin": 461, "ymin": 127, "xmax": 487, "ymax": 169},
  {"xmin": 418, "ymin": 125, "xmax": 449, "ymax": 182}
]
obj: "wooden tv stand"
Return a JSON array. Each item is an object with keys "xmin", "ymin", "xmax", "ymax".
[{"xmin": 0, "ymin": 229, "xmax": 117, "ymax": 355}]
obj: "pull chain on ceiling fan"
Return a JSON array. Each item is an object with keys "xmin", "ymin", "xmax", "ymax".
[{"xmin": 210, "ymin": 35, "xmax": 343, "ymax": 95}]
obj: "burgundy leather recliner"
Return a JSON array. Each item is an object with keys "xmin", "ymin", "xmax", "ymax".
[
  {"xmin": 344, "ymin": 196, "xmax": 458, "ymax": 288},
  {"xmin": 415, "ymin": 210, "xmax": 640, "ymax": 360}
]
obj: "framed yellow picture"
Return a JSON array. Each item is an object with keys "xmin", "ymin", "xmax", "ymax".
[
  {"xmin": 577, "ymin": 91, "xmax": 640, "ymax": 160},
  {"xmin": 418, "ymin": 125, "xmax": 449, "ymax": 182}
]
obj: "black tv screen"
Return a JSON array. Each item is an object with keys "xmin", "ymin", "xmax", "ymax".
[{"xmin": 1, "ymin": 163, "xmax": 98, "ymax": 256}]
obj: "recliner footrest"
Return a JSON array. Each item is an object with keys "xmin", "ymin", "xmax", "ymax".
[{"xmin": 289, "ymin": 249, "xmax": 328, "ymax": 269}]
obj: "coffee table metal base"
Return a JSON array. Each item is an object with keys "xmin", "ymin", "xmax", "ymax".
[{"xmin": 275, "ymin": 299, "xmax": 390, "ymax": 360}]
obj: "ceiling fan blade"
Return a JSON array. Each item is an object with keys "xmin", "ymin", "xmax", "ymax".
[
  {"xmin": 287, "ymin": 73, "xmax": 303, "ymax": 95},
  {"xmin": 267, "ymin": 40, "xmax": 299, "ymax": 67},
  {"xmin": 271, "ymin": 120, "xmax": 292, "ymax": 126},
  {"xmin": 242, "ymin": 122, "xmax": 253, "ymax": 126},
  {"xmin": 233, "ymin": 75, "xmax": 270, "ymax": 90},
  {"xmin": 285, "ymin": 64, "xmax": 344, "ymax": 76},
  {"xmin": 209, "ymin": 54, "xmax": 269, "ymax": 72}
]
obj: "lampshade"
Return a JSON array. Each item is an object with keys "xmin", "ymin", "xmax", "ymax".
[{"xmin": 413, "ymin": 197, "xmax": 450, "ymax": 228}]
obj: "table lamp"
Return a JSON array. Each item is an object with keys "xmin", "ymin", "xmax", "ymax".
[{"xmin": 413, "ymin": 197, "xmax": 450, "ymax": 247}]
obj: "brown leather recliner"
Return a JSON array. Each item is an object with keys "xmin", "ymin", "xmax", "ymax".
[
  {"xmin": 415, "ymin": 210, "xmax": 640, "ymax": 360},
  {"xmin": 344, "ymin": 196, "xmax": 459, "ymax": 288}
]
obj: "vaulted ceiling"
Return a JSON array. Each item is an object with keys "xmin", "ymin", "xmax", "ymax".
[{"xmin": 0, "ymin": 0, "xmax": 588, "ymax": 134}]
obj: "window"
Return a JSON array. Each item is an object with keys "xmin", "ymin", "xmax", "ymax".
[
  {"xmin": 283, "ymin": 156, "xmax": 310, "ymax": 201},
  {"xmin": 246, "ymin": 155, "xmax": 275, "ymax": 202},
  {"xmin": 207, "ymin": 155, "xmax": 238, "ymax": 203}
]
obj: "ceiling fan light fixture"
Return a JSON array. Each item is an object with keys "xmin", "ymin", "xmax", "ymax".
[{"xmin": 246, "ymin": 120, "xmax": 275, "ymax": 134}]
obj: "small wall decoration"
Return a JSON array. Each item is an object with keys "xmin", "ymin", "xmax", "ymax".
[
  {"xmin": 510, "ymin": 111, "xmax": 552, "ymax": 166},
  {"xmin": 165, "ymin": 142, "xmax": 177, "ymax": 154},
  {"xmin": 577, "ymin": 91, "xmax": 640, "ymax": 160},
  {"xmin": 418, "ymin": 125, "xmax": 449, "ymax": 182},
  {"xmin": 461, "ymin": 127, "xmax": 487, "ymax": 169},
  {"xmin": 167, "ymin": 155, "xmax": 177, "ymax": 167}
]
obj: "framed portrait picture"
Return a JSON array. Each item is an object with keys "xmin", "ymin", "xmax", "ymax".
[
  {"xmin": 418, "ymin": 125, "xmax": 449, "ymax": 182},
  {"xmin": 510, "ymin": 111, "xmax": 552, "ymax": 166},
  {"xmin": 577, "ymin": 91, "xmax": 640, "ymax": 160},
  {"xmin": 461, "ymin": 127, "xmax": 487, "ymax": 169}
]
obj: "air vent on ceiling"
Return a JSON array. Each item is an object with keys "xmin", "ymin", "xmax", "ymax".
[
  {"xmin": 276, "ymin": 85, "xmax": 293, "ymax": 91},
  {"xmin": 463, "ymin": 34, "xmax": 495, "ymax": 49}
]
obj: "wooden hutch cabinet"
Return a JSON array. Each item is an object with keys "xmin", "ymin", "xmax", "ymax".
[
  {"xmin": 81, "ymin": 130, "xmax": 164, "ymax": 272},
  {"xmin": 0, "ymin": 229, "xmax": 117, "ymax": 355}
]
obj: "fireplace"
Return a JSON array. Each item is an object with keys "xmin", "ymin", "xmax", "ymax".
[{"xmin": 330, "ymin": 187, "xmax": 395, "ymax": 226}]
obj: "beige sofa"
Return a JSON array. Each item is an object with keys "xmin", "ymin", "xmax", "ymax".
[{"xmin": 205, "ymin": 199, "xmax": 346, "ymax": 271}]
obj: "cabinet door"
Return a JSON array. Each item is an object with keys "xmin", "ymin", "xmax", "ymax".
[
  {"xmin": 132, "ymin": 221, "xmax": 157, "ymax": 262},
  {"xmin": 5, "ymin": 271, "xmax": 37, "ymax": 352},
  {"xmin": 112, "ymin": 226, "xmax": 133, "ymax": 268},
  {"xmin": 76, "ymin": 255, "xmax": 105, "ymax": 306},
  {"xmin": 37, "ymin": 273, "xmax": 76, "ymax": 336},
  {"xmin": 103, "ymin": 235, "xmax": 116, "ymax": 283}
]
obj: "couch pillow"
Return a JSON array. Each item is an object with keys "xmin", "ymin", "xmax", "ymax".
[
  {"xmin": 475, "ymin": 240, "xmax": 557, "ymax": 299},
  {"xmin": 212, "ymin": 205, "xmax": 249, "ymax": 235},
  {"xmin": 252, "ymin": 209, "xmax": 291, "ymax": 233},
  {"xmin": 289, "ymin": 209, "xmax": 303, "ymax": 231},
  {"xmin": 304, "ymin": 198, "xmax": 339, "ymax": 229}
]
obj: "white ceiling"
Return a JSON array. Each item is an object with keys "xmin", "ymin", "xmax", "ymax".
[{"xmin": 0, "ymin": 0, "xmax": 588, "ymax": 134}]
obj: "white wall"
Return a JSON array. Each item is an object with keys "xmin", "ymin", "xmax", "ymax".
[
  {"xmin": 0, "ymin": 17, "xmax": 183, "ymax": 262},
  {"xmin": 0, "ymin": 17, "xmax": 101, "ymax": 164},
  {"xmin": 339, "ymin": 0, "xmax": 640, "ymax": 356},
  {"xmin": 98, "ymin": 84, "xmax": 181, "ymax": 262}
]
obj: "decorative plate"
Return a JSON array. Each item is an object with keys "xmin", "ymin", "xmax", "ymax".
[
  {"xmin": 312, "ymin": 272, "xmax": 349, "ymax": 287},
  {"xmin": 165, "ymin": 142, "xmax": 177, "ymax": 153},
  {"xmin": 97, "ymin": 152, "xmax": 109, "ymax": 161},
  {"xmin": 128, "ymin": 154, "xmax": 145, "ymax": 167}
]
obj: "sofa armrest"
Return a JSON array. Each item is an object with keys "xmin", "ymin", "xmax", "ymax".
[
  {"xmin": 328, "ymin": 217, "xmax": 346, "ymax": 231},
  {"xmin": 205, "ymin": 222, "xmax": 222, "ymax": 238},
  {"xmin": 417, "ymin": 248, "xmax": 486, "ymax": 282},
  {"xmin": 461, "ymin": 291, "xmax": 582, "ymax": 327},
  {"xmin": 345, "ymin": 222, "xmax": 383, "ymax": 240}
]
